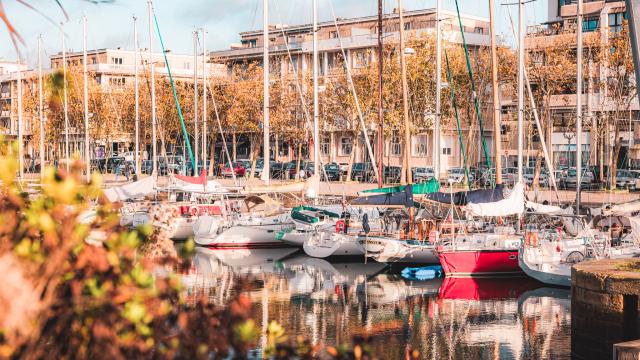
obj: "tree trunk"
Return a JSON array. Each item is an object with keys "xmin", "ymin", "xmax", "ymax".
[
  {"xmin": 208, "ymin": 132, "xmax": 216, "ymax": 177},
  {"xmin": 296, "ymin": 142, "xmax": 302, "ymax": 180},
  {"xmin": 248, "ymin": 135, "xmax": 261, "ymax": 180},
  {"xmin": 346, "ymin": 133, "xmax": 357, "ymax": 182},
  {"xmin": 611, "ymin": 121, "xmax": 622, "ymax": 190},
  {"xmin": 533, "ymin": 149, "xmax": 542, "ymax": 191},
  {"xmin": 232, "ymin": 133, "xmax": 237, "ymax": 162}
]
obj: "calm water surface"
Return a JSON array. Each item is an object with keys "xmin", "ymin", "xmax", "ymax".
[{"xmin": 180, "ymin": 247, "xmax": 571, "ymax": 359}]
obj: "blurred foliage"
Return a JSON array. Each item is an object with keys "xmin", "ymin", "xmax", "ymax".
[{"xmin": 0, "ymin": 137, "xmax": 417, "ymax": 359}]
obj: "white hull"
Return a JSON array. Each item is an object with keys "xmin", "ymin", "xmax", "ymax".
[
  {"xmin": 303, "ymin": 231, "xmax": 363, "ymax": 258},
  {"xmin": 277, "ymin": 228, "xmax": 312, "ymax": 247},
  {"xmin": 518, "ymin": 248, "xmax": 572, "ymax": 287},
  {"xmin": 357, "ymin": 236, "xmax": 439, "ymax": 264},
  {"xmin": 194, "ymin": 213, "xmax": 293, "ymax": 247}
]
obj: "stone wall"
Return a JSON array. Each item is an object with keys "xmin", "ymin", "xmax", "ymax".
[{"xmin": 572, "ymin": 259, "xmax": 640, "ymax": 360}]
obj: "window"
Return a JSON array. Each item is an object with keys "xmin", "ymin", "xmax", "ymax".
[
  {"xmin": 288, "ymin": 56, "xmax": 299, "ymax": 73},
  {"xmin": 329, "ymin": 31, "xmax": 338, "ymax": 39},
  {"xmin": 353, "ymin": 50, "xmax": 368, "ymax": 68},
  {"xmin": 412, "ymin": 135, "xmax": 428, "ymax": 156},
  {"xmin": 474, "ymin": 27, "xmax": 484, "ymax": 34},
  {"xmin": 609, "ymin": 12, "xmax": 626, "ymax": 32},
  {"xmin": 287, "ymin": 35, "xmax": 298, "ymax": 44},
  {"xmin": 109, "ymin": 77, "xmax": 126, "ymax": 88},
  {"xmin": 320, "ymin": 136, "xmax": 330, "ymax": 156},
  {"xmin": 111, "ymin": 57, "xmax": 123, "ymax": 65},
  {"xmin": 583, "ymin": 16, "xmax": 599, "ymax": 32},
  {"xmin": 242, "ymin": 39, "xmax": 257, "ymax": 48},
  {"xmin": 404, "ymin": 22, "xmax": 412, "ymax": 31},
  {"xmin": 390, "ymin": 134, "xmax": 401, "ymax": 156},
  {"xmin": 340, "ymin": 137, "xmax": 352, "ymax": 156},
  {"xmin": 442, "ymin": 147, "xmax": 452, "ymax": 156},
  {"xmin": 91, "ymin": 57, "xmax": 97, "ymax": 64}
]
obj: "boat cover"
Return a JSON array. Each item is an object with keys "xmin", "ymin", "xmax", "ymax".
[
  {"xmin": 525, "ymin": 201, "xmax": 572, "ymax": 215},
  {"xmin": 426, "ymin": 184, "xmax": 505, "ymax": 205},
  {"xmin": 601, "ymin": 200, "xmax": 640, "ymax": 216},
  {"xmin": 350, "ymin": 185, "xmax": 413, "ymax": 208},
  {"xmin": 359, "ymin": 178, "xmax": 440, "ymax": 195},
  {"xmin": 175, "ymin": 169, "xmax": 207, "ymax": 184},
  {"xmin": 465, "ymin": 183, "xmax": 524, "ymax": 217},
  {"xmin": 104, "ymin": 176, "xmax": 156, "ymax": 202}
]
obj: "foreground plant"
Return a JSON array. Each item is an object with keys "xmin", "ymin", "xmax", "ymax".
[{"xmin": 0, "ymin": 139, "xmax": 258, "ymax": 359}]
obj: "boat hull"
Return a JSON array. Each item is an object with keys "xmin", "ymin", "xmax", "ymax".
[
  {"xmin": 303, "ymin": 232, "xmax": 363, "ymax": 258},
  {"xmin": 357, "ymin": 236, "xmax": 439, "ymax": 264},
  {"xmin": 197, "ymin": 223, "xmax": 291, "ymax": 248},
  {"xmin": 438, "ymin": 249, "xmax": 521, "ymax": 276}
]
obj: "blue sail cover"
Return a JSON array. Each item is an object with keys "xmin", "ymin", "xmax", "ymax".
[
  {"xmin": 350, "ymin": 184, "xmax": 414, "ymax": 208},
  {"xmin": 426, "ymin": 184, "xmax": 505, "ymax": 205}
]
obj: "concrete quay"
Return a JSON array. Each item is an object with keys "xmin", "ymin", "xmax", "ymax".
[{"xmin": 572, "ymin": 259, "xmax": 640, "ymax": 360}]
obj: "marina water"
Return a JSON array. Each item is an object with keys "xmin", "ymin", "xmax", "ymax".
[{"xmin": 181, "ymin": 247, "xmax": 571, "ymax": 359}]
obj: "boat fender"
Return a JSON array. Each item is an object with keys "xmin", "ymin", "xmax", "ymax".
[
  {"xmin": 189, "ymin": 206, "xmax": 199, "ymax": 217},
  {"xmin": 336, "ymin": 219, "xmax": 346, "ymax": 233},
  {"xmin": 525, "ymin": 232, "xmax": 538, "ymax": 247}
]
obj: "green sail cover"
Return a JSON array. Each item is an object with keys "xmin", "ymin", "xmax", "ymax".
[
  {"xmin": 360, "ymin": 178, "xmax": 440, "ymax": 195},
  {"xmin": 290, "ymin": 206, "xmax": 340, "ymax": 224}
]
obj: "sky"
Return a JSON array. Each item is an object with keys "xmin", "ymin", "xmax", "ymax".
[{"xmin": 0, "ymin": 0, "xmax": 549, "ymax": 68}]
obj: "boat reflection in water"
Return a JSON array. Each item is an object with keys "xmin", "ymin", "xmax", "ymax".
[{"xmin": 180, "ymin": 248, "xmax": 571, "ymax": 359}]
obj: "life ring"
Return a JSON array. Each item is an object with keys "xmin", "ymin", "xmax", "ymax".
[
  {"xmin": 335, "ymin": 219, "xmax": 346, "ymax": 233},
  {"xmin": 189, "ymin": 206, "xmax": 199, "ymax": 217}
]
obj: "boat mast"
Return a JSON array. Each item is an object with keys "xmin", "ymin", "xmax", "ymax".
[
  {"xmin": 17, "ymin": 64, "xmax": 23, "ymax": 179},
  {"xmin": 202, "ymin": 28, "xmax": 207, "ymax": 175},
  {"xmin": 489, "ymin": 0, "xmax": 502, "ymax": 185},
  {"xmin": 434, "ymin": 0, "xmax": 442, "ymax": 182},
  {"xmin": 312, "ymin": 0, "xmax": 319, "ymax": 184},
  {"xmin": 148, "ymin": 0, "xmax": 158, "ymax": 176},
  {"xmin": 83, "ymin": 16, "xmax": 90, "ymax": 182},
  {"xmin": 62, "ymin": 23, "xmax": 69, "ymax": 172},
  {"xmin": 260, "ymin": 0, "xmax": 271, "ymax": 184},
  {"xmin": 193, "ymin": 30, "xmax": 199, "ymax": 175},
  {"xmin": 398, "ymin": 0, "xmax": 412, "ymax": 185},
  {"xmin": 576, "ymin": 0, "xmax": 583, "ymax": 212},
  {"xmin": 377, "ymin": 0, "xmax": 384, "ymax": 188},
  {"xmin": 517, "ymin": 0, "xmax": 524, "ymax": 184},
  {"xmin": 38, "ymin": 35, "xmax": 45, "ymax": 180},
  {"xmin": 134, "ymin": 16, "xmax": 140, "ymax": 176}
]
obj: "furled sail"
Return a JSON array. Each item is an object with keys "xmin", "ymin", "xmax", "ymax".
[
  {"xmin": 465, "ymin": 183, "xmax": 525, "ymax": 217},
  {"xmin": 350, "ymin": 185, "xmax": 413, "ymax": 208}
]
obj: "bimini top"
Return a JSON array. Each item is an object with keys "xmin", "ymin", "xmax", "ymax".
[{"xmin": 359, "ymin": 178, "xmax": 440, "ymax": 196}]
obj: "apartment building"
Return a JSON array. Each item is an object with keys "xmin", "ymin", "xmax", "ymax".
[
  {"xmin": 210, "ymin": 8, "xmax": 493, "ymax": 176},
  {"xmin": 0, "ymin": 60, "xmax": 36, "ymax": 160},
  {"xmin": 526, "ymin": 0, "xmax": 638, "ymax": 170}
]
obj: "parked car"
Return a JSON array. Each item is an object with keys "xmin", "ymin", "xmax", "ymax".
[
  {"xmin": 351, "ymin": 162, "xmax": 374, "ymax": 182},
  {"xmin": 114, "ymin": 160, "xmax": 135, "ymax": 178},
  {"xmin": 221, "ymin": 161, "xmax": 246, "ymax": 177},
  {"xmin": 447, "ymin": 168, "xmax": 468, "ymax": 185},
  {"xmin": 563, "ymin": 168, "xmax": 594, "ymax": 189},
  {"xmin": 141, "ymin": 160, "xmax": 153, "ymax": 174},
  {"xmin": 615, "ymin": 169, "xmax": 637, "ymax": 190},
  {"xmin": 383, "ymin": 166, "xmax": 402, "ymax": 183},
  {"xmin": 107, "ymin": 157, "xmax": 125, "ymax": 173},
  {"xmin": 270, "ymin": 161, "xmax": 286, "ymax": 179},
  {"xmin": 523, "ymin": 167, "xmax": 549, "ymax": 187},
  {"xmin": 338, "ymin": 162, "xmax": 350, "ymax": 175},
  {"xmin": 323, "ymin": 162, "xmax": 341, "ymax": 181},
  {"xmin": 412, "ymin": 167, "xmax": 435, "ymax": 183}
]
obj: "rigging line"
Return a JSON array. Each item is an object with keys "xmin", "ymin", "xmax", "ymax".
[
  {"xmin": 205, "ymin": 75, "xmax": 238, "ymax": 186},
  {"xmin": 328, "ymin": 0, "xmax": 379, "ymax": 184},
  {"xmin": 453, "ymin": 0, "xmax": 492, "ymax": 177},
  {"xmin": 151, "ymin": 7, "xmax": 196, "ymax": 171},
  {"xmin": 444, "ymin": 48, "xmax": 472, "ymax": 191},
  {"xmin": 272, "ymin": 0, "xmax": 331, "ymax": 184}
]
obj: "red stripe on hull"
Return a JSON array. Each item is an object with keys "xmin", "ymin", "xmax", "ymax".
[
  {"xmin": 204, "ymin": 242, "xmax": 292, "ymax": 249},
  {"xmin": 438, "ymin": 249, "xmax": 522, "ymax": 276}
]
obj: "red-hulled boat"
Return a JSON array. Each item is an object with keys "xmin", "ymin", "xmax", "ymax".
[{"xmin": 436, "ymin": 231, "xmax": 523, "ymax": 277}]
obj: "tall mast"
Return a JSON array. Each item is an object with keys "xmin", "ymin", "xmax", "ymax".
[
  {"xmin": 517, "ymin": 0, "xmax": 524, "ymax": 184},
  {"xmin": 489, "ymin": 0, "xmax": 502, "ymax": 185},
  {"xmin": 576, "ymin": 0, "xmax": 583, "ymax": 211},
  {"xmin": 62, "ymin": 23, "xmax": 69, "ymax": 172},
  {"xmin": 193, "ymin": 30, "xmax": 199, "ymax": 175},
  {"xmin": 202, "ymin": 28, "xmax": 207, "ymax": 175},
  {"xmin": 82, "ymin": 16, "xmax": 90, "ymax": 182},
  {"xmin": 312, "ymin": 0, "xmax": 319, "ymax": 182},
  {"xmin": 260, "ymin": 0, "xmax": 270, "ymax": 184},
  {"xmin": 38, "ymin": 35, "xmax": 45, "ymax": 180},
  {"xmin": 377, "ymin": 0, "xmax": 384, "ymax": 188},
  {"xmin": 148, "ymin": 0, "xmax": 157, "ymax": 176},
  {"xmin": 134, "ymin": 16, "xmax": 140, "ymax": 176},
  {"xmin": 434, "ymin": 0, "xmax": 442, "ymax": 181},
  {"xmin": 398, "ymin": 0, "xmax": 412, "ymax": 185},
  {"xmin": 17, "ymin": 65, "xmax": 23, "ymax": 180}
]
